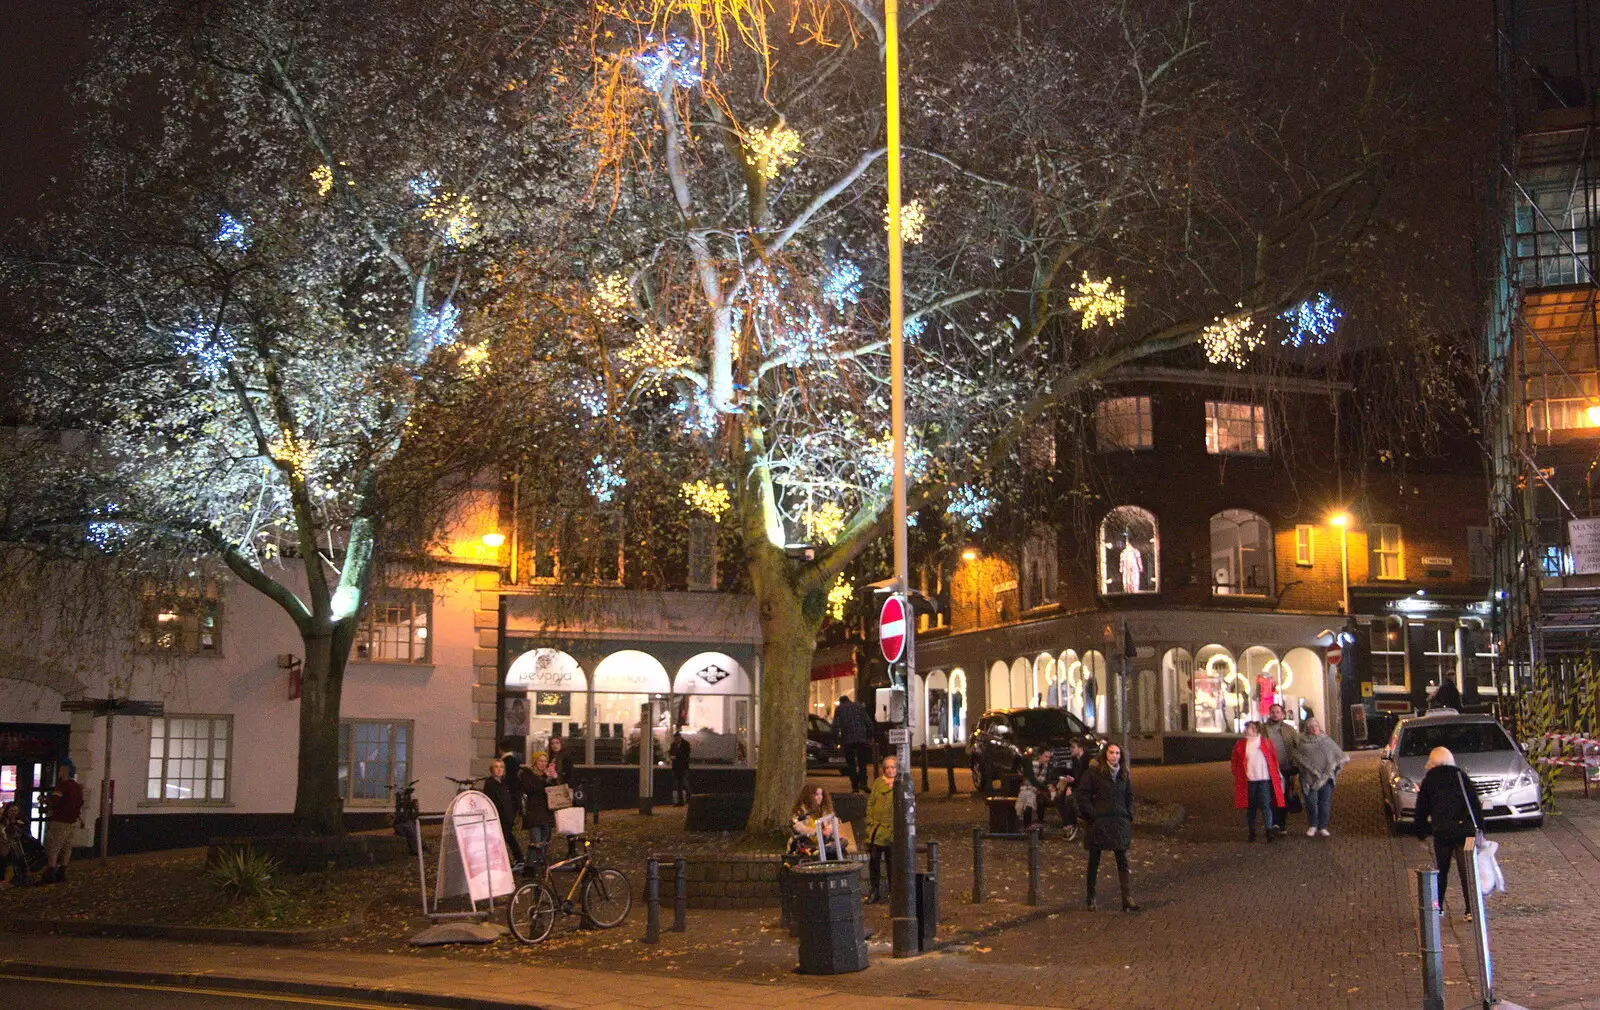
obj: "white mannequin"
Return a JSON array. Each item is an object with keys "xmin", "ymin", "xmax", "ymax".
[{"xmin": 1119, "ymin": 539, "xmax": 1144, "ymax": 592}]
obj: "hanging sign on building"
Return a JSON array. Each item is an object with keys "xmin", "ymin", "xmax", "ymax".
[{"xmin": 1570, "ymin": 517, "xmax": 1600, "ymax": 575}]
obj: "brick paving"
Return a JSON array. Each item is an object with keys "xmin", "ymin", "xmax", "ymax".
[{"xmin": 4, "ymin": 755, "xmax": 1600, "ymax": 1009}]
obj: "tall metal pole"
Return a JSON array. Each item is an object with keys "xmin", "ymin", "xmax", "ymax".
[
  {"xmin": 1339, "ymin": 526, "xmax": 1350, "ymax": 616},
  {"xmin": 99, "ymin": 713, "xmax": 114, "ymax": 861},
  {"xmin": 885, "ymin": 0, "xmax": 917, "ymax": 961}
]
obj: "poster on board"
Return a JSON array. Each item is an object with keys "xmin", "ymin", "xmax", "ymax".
[
  {"xmin": 1569, "ymin": 517, "xmax": 1600, "ymax": 575},
  {"xmin": 435, "ymin": 789, "xmax": 515, "ymax": 904}
]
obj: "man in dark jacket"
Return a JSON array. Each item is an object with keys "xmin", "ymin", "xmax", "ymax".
[
  {"xmin": 41, "ymin": 761, "xmax": 83, "ymax": 885},
  {"xmin": 483, "ymin": 759, "xmax": 525, "ymax": 868},
  {"xmin": 1078, "ymin": 744, "xmax": 1139, "ymax": 912},
  {"xmin": 833, "ymin": 695, "xmax": 874, "ymax": 792}
]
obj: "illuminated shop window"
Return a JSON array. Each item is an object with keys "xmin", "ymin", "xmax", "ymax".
[
  {"xmin": 1204, "ymin": 401, "xmax": 1267, "ymax": 455},
  {"xmin": 1098, "ymin": 506, "xmax": 1159, "ymax": 595},
  {"xmin": 1095, "ymin": 396, "xmax": 1153, "ymax": 451}
]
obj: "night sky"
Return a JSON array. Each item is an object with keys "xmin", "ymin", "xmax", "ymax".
[{"xmin": 0, "ymin": 0, "xmax": 85, "ymax": 231}]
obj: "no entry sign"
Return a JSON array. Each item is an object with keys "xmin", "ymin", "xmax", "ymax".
[
  {"xmin": 1326, "ymin": 644, "xmax": 1343, "ymax": 666},
  {"xmin": 879, "ymin": 595, "xmax": 907, "ymax": 664}
]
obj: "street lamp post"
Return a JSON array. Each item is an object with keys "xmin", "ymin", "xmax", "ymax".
[{"xmin": 1329, "ymin": 512, "xmax": 1351, "ymax": 616}]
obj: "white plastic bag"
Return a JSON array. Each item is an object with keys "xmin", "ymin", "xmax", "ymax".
[
  {"xmin": 1475, "ymin": 835, "xmax": 1506, "ymax": 895},
  {"xmin": 555, "ymin": 806, "xmax": 586, "ymax": 836}
]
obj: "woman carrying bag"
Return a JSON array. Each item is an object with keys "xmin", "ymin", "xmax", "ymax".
[{"xmin": 1413, "ymin": 746, "xmax": 1487, "ymax": 920}]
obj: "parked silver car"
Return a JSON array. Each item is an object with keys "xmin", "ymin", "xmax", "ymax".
[{"xmin": 1378, "ymin": 711, "xmax": 1543, "ymax": 829}]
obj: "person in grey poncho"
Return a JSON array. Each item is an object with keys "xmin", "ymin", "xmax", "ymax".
[{"xmin": 1293, "ymin": 718, "xmax": 1349, "ymax": 836}]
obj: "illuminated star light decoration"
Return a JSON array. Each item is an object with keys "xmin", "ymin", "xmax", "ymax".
[
  {"xmin": 414, "ymin": 302, "xmax": 461, "ymax": 349},
  {"xmin": 1279, "ymin": 292, "xmax": 1343, "ymax": 347},
  {"xmin": 587, "ymin": 455, "xmax": 626, "ymax": 503},
  {"xmin": 633, "ymin": 35, "xmax": 703, "ymax": 93},
  {"xmin": 947, "ymin": 485, "xmax": 995, "ymax": 531},
  {"xmin": 1067, "ymin": 273, "xmax": 1126, "ymax": 330},
  {"xmin": 886, "ymin": 198, "xmax": 927, "ymax": 245},
  {"xmin": 458, "ymin": 342, "xmax": 490, "ymax": 373},
  {"xmin": 866, "ymin": 433, "xmax": 930, "ymax": 484},
  {"xmin": 745, "ymin": 123, "xmax": 803, "ymax": 180},
  {"xmin": 902, "ymin": 315, "xmax": 928, "ymax": 341},
  {"xmin": 85, "ymin": 503, "xmax": 126, "ymax": 552},
  {"xmin": 1200, "ymin": 310, "xmax": 1262, "ymax": 368},
  {"xmin": 214, "ymin": 213, "xmax": 250, "ymax": 251},
  {"xmin": 803, "ymin": 501, "xmax": 846, "ymax": 544},
  {"xmin": 175, "ymin": 321, "xmax": 238, "ymax": 381},
  {"xmin": 826, "ymin": 575, "xmax": 853, "ymax": 621},
  {"xmin": 822, "ymin": 259, "xmax": 863, "ymax": 309},
  {"xmin": 680, "ymin": 479, "xmax": 732, "ymax": 520}
]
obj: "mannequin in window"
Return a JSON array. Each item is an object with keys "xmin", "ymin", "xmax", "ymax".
[{"xmin": 1119, "ymin": 537, "xmax": 1144, "ymax": 592}]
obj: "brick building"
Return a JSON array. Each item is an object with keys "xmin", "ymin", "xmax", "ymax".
[{"xmin": 915, "ymin": 366, "xmax": 1492, "ymax": 762}]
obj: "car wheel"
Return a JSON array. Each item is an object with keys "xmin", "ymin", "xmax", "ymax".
[{"xmin": 970, "ymin": 759, "xmax": 988, "ymax": 795}]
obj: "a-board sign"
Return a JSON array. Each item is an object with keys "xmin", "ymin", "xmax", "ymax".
[{"xmin": 436, "ymin": 789, "xmax": 515, "ymax": 904}]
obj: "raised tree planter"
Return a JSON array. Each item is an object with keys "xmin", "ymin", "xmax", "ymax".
[
  {"xmin": 207, "ymin": 834, "xmax": 411, "ymax": 874},
  {"xmin": 655, "ymin": 852, "xmax": 866, "ymax": 909}
]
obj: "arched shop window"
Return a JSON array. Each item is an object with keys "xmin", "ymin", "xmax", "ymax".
[
  {"xmin": 1241, "ymin": 646, "xmax": 1281, "ymax": 720},
  {"xmin": 1010, "ymin": 657, "xmax": 1032, "ymax": 709},
  {"xmin": 672, "ymin": 653, "xmax": 753, "ymax": 767},
  {"xmin": 504, "ymin": 649, "xmax": 587, "ymax": 751},
  {"xmin": 1211, "ymin": 509, "xmax": 1274, "ymax": 597},
  {"xmin": 926, "ymin": 670, "xmax": 950, "ymax": 744},
  {"xmin": 1036, "ymin": 653, "xmax": 1058, "ymax": 707},
  {"xmin": 1162, "ymin": 648, "xmax": 1195, "ymax": 732},
  {"xmin": 1099, "ymin": 506, "xmax": 1159, "ymax": 595},
  {"xmin": 592, "ymin": 650, "xmax": 671, "ymax": 765},
  {"xmin": 987, "ymin": 659, "xmax": 1011, "ymax": 710},
  {"xmin": 1058, "ymin": 650, "xmax": 1083, "ymax": 720},
  {"xmin": 1280, "ymin": 647, "xmax": 1326, "ymax": 728},
  {"xmin": 1192, "ymin": 644, "xmax": 1242, "ymax": 734},
  {"xmin": 1082, "ymin": 650, "xmax": 1108, "ymax": 731},
  {"xmin": 948, "ymin": 668, "xmax": 968, "ymax": 741}
]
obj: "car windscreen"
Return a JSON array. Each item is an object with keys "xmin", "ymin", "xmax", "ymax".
[
  {"xmin": 1008, "ymin": 709, "xmax": 1090, "ymax": 744},
  {"xmin": 809, "ymin": 716, "xmax": 832, "ymax": 735},
  {"xmin": 1398, "ymin": 722, "xmax": 1515, "ymax": 758}
]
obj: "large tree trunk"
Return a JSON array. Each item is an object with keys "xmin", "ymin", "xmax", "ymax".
[
  {"xmin": 292, "ymin": 630, "xmax": 349, "ymax": 836},
  {"xmin": 746, "ymin": 540, "xmax": 825, "ymax": 836}
]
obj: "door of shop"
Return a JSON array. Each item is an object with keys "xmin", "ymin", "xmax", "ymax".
[{"xmin": 0, "ymin": 723, "xmax": 69, "ymax": 843}]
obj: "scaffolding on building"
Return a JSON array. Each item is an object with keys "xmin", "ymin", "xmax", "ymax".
[{"xmin": 1486, "ymin": 1, "xmax": 1600, "ymax": 713}]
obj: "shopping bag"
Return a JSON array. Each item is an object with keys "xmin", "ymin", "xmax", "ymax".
[
  {"xmin": 1475, "ymin": 835, "xmax": 1506, "ymax": 895},
  {"xmin": 554, "ymin": 806, "xmax": 586, "ymax": 836},
  {"xmin": 545, "ymin": 784, "xmax": 574, "ymax": 810}
]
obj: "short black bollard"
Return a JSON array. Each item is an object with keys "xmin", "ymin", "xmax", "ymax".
[
  {"xmin": 971, "ymin": 827, "xmax": 985, "ymax": 903},
  {"xmin": 946, "ymin": 750, "xmax": 959, "ymax": 795},
  {"xmin": 1026, "ymin": 825, "xmax": 1041, "ymax": 907},
  {"xmin": 927, "ymin": 840, "xmax": 940, "ymax": 888},
  {"xmin": 672, "ymin": 855, "xmax": 687, "ymax": 932},
  {"xmin": 644, "ymin": 857, "xmax": 660, "ymax": 944},
  {"xmin": 1417, "ymin": 869, "xmax": 1444, "ymax": 1010}
]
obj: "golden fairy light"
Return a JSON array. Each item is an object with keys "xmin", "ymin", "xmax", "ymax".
[
  {"xmin": 310, "ymin": 164, "xmax": 334, "ymax": 197},
  {"xmin": 459, "ymin": 343, "xmax": 490, "ymax": 374},
  {"xmin": 268, "ymin": 433, "xmax": 313, "ymax": 477},
  {"xmin": 619, "ymin": 326, "xmax": 693, "ymax": 374},
  {"xmin": 680, "ymin": 479, "xmax": 732, "ymax": 520},
  {"xmin": 590, "ymin": 272, "xmax": 632, "ymax": 323},
  {"xmin": 1067, "ymin": 273, "xmax": 1127, "ymax": 329},
  {"xmin": 1200, "ymin": 310, "xmax": 1262, "ymax": 368},
  {"xmin": 422, "ymin": 190, "xmax": 480, "ymax": 246},
  {"xmin": 803, "ymin": 501, "xmax": 846, "ymax": 544},
  {"xmin": 745, "ymin": 123, "xmax": 803, "ymax": 180},
  {"xmin": 826, "ymin": 574, "xmax": 853, "ymax": 621}
]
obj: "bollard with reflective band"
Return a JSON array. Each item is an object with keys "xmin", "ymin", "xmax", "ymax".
[
  {"xmin": 971, "ymin": 827, "xmax": 985, "ymax": 903},
  {"xmin": 643, "ymin": 857, "xmax": 660, "ymax": 944},
  {"xmin": 671, "ymin": 855, "xmax": 687, "ymax": 932},
  {"xmin": 1026, "ymin": 825, "xmax": 1041, "ymax": 906},
  {"xmin": 1417, "ymin": 869, "xmax": 1444, "ymax": 1010}
]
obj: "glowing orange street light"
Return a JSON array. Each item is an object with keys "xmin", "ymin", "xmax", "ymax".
[{"xmin": 481, "ymin": 532, "xmax": 506, "ymax": 548}]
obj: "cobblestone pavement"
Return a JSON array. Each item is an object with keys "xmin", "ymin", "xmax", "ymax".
[{"xmin": 6, "ymin": 756, "xmax": 1599, "ymax": 1009}]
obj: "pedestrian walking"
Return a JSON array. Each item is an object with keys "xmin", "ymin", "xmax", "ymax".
[
  {"xmin": 482, "ymin": 758, "xmax": 525, "ymax": 868},
  {"xmin": 1079, "ymin": 743, "xmax": 1138, "ymax": 912},
  {"xmin": 863, "ymin": 755, "xmax": 897, "ymax": 902},
  {"xmin": 1413, "ymin": 746, "xmax": 1486, "ymax": 920},
  {"xmin": 1293, "ymin": 718, "xmax": 1349, "ymax": 836},
  {"xmin": 1263, "ymin": 704, "xmax": 1301, "ymax": 834},
  {"xmin": 1231, "ymin": 721, "xmax": 1285, "ymax": 842},
  {"xmin": 668, "ymin": 731, "xmax": 692, "ymax": 806},
  {"xmin": 41, "ymin": 761, "xmax": 83, "ymax": 885},
  {"xmin": 519, "ymin": 752, "xmax": 559, "ymax": 848},
  {"xmin": 833, "ymin": 695, "xmax": 873, "ymax": 792}
]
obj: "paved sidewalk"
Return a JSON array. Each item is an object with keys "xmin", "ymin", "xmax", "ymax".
[{"xmin": 0, "ymin": 931, "xmax": 1019, "ymax": 1010}]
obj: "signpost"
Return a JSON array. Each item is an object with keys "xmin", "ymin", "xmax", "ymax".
[{"xmin": 60, "ymin": 697, "xmax": 165, "ymax": 861}]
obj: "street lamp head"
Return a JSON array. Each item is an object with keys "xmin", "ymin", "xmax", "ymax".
[
  {"xmin": 961, "ymin": 548, "xmax": 978, "ymax": 562},
  {"xmin": 1328, "ymin": 512, "xmax": 1350, "ymax": 528},
  {"xmin": 1587, "ymin": 403, "xmax": 1600, "ymax": 425},
  {"xmin": 481, "ymin": 532, "xmax": 506, "ymax": 548}
]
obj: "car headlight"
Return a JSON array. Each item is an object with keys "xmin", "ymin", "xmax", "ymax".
[
  {"xmin": 1397, "ymin": 776, "xmax": 1419, "ymax": 793},
  {"xmin": 1513, "ymin": 769, "xmax": 1538, "ymax": 790}
]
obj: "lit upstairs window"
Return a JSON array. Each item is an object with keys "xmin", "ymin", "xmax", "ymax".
[
  {"xmin": 1095, "ymin": 396, "xmax": 1152, "ymax": 451},
  {"xmin": 1205, "ymin": 401, "xmax": 1267, "ymax": 455}
]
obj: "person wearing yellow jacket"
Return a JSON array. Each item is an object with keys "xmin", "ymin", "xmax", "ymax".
[{"xmin": 863, "ymin": 756, "xmax": 898, "ymax": 903}]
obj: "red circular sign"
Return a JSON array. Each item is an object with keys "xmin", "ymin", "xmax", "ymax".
[
  {"xmin": 879, "ymin": 596, "xmax": 907, "ymax": 664},
  {"xmin": 1326, "ymin": 645, "xmax": 1343, "ymax": 665}
]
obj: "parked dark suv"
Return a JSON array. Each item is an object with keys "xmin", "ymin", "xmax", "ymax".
[
  {"xmin": 807, "ymin": 713, "xmax": 846, "ymax": 773},
  {"xmin": 967, "ymin": 707, "xmax": 1097, "ymax": 793}
]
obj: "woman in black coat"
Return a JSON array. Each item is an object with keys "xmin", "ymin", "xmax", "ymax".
[
  {"xmin": 1078, "ymin": 743, "xmax": 1139, "ymax": 912},
  {"xmin": 1413, "ymin": 746, "xmax": 1486, "ymax": 919}
]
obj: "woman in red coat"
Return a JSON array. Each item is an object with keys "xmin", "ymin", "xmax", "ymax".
[{"xmin": 1231, "ymin": 721, "xmax": 1286, "ymax": 842}]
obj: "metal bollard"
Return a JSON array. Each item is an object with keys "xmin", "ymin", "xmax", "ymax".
[
  {"xmin": 1026, "ymin": 825, "xmax": 1041, "ymax": 907},
  {"xmin": 946, "ymin": 750, "xmax": 958, "ymax": 795},
  {"xmin": 971, "ymin": 827, "xmax": 985, "ymax": 903},
  {"xmin": 644, "ymin": 857, "xmax": 660, "ymax": 944},
  {"xmin": 672, "ymin": 855, "xmax": 687, "ymax": 932},
  {"xmin": 927, "ymin": 840, "xmax": 940, "ymax": 886},
  {"xmin": 1417, "ymin": 869, "xmax": 1444, "ymax": 1010}
]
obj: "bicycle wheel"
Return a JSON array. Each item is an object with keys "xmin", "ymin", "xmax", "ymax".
[
  {"xmin": 507, "ymin": 881, "xmax": 557, "ymax": 943},
  {"xmin": 581, "ymin": 867, "xmax": 632, "ymax": 928}
]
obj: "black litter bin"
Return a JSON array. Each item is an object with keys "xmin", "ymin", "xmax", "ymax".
[
  {"xmin": 987, "ymin": 796, "xmax": 1019, "ymax": 834},
  {"xmin": 915, "ymin": 870, "xmax": 938, "ymax": 950},
  {"xmin": 791, "ymin": 862, "xmax": 868, "ymax": 974}
]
